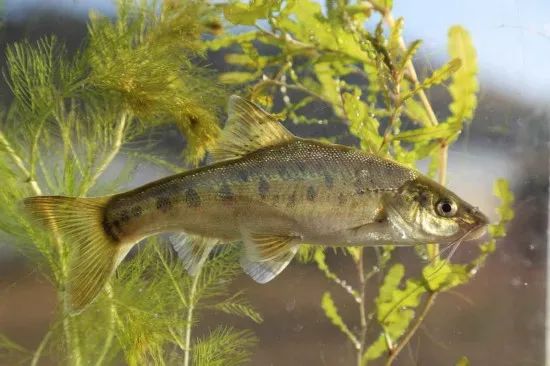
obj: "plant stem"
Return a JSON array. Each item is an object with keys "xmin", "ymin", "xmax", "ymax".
[
  {"xmin": 438, "ymin": 142, "xmax": 448, "ymax": 186},
  {"xmin": 95, "ymin": 284, "xmax": 116, "ymax": 366},
  {"xmin": 384, "ymin": 292, "xmax": 437, "ymax": 366},
  {"xmin": 0, "ymin": 130, "xmax": 42, "ymax": 195},
  {"xmin": 30, "ymin": 326, "xmax": 54, "ymax": 366},
  {"xmin": 382, "ymin": 12, "xmax": 438, "ymax": 128},
  {"xmin": 79, "ymin": 112, "xmax": 128, "ymax": 195},
  {"xmin": 183, "ymin": 272, "xmax": 199, "ymax": 366},
  {"xmin": 0, "ymin": 127, "xmax": 82, "ymax": 365},
  {"xmin": 182, "ymin": 244, "xmax": 212, "ymax": 366},
  {"xmin": 356, "ymin": 250, "xmax": 368, "ymax": 366}
]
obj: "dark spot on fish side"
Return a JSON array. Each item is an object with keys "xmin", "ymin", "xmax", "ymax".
[
  {"xmin": 338, "ymin": 193, "xmax": 347, "ymax": 205},
  {"xmin": 307, "ymin": 186, "xmax": 317, "ymax": 201},
  {"xmin": 156, "ymin": 197, "xmax": 172, "ymax": 212},
  {"xmin": 296, "ymin": 161, "xmax": 307, "ymax": 173},
  {"xmin": 287, "ymin": 191, "xmax": 297, "ymax": 207},
  {"xmin": 237, "ymin": 170, "xmax": 249, "ymax": 182},
  {"xmin": 218, "ymin": 182, "xmax": 234, "ymax": 201},
  {"xmin": 102, "ymin": 218, "xmax": 120, "ymax": 242},
  {"xmin": 324, "ymin": 173, "xmax": 334, "ymax": 189},
  {"xmin": 119, "ymin": 210, "xmax": 130, "ymax": 224},
  {"xmin": 258, "ymin": 177, "xmax": 270, "ymax": 199},
  {"xmin": 277, "ymin": 166, "xmax": 291, "ymax": 179},
  {"xmin": 185, "ymin": 188, "xmax": 201, "ymax": 208},
  {"xmin": 355, "ymin": 179, "xmax": 366, "ymax": 195},
  {"xmin": 131, "ymin": 206, "xmax": 143, "ymax": 217}
]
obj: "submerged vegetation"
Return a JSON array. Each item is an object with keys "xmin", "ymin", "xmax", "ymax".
[
  {"xmin": 215, "ymin": 1, "xmax": 513, "ymax": 364},
  {"xmin": 0, "ymin": 1, "xmax": 259, "ymax": 365},
  {"xmin": 0, "ymin": 1, "xmax": 513, "ymax": 365}
]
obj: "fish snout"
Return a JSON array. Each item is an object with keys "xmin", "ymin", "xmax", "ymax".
[{"xmin": 464, "ymin": 206, "xmax": 489, "ymax": 240}]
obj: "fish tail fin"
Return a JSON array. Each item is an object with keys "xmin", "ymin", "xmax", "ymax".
[{"xmin": 24, "ymin": 195, "xmax": 131, "ymax": 312}]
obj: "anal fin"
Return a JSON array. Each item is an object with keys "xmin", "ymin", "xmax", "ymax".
[
  {"xmin": 240, "ymin": 232, "xmax": 299, "ymax": 283},
  {"xmin": 169, "ymin": 234, "xmax": 218, "ymax": 275}
]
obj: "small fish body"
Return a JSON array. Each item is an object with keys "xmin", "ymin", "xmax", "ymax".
[{"xmin": 24, "ymin": 95, "xmax": 488, "ymax": 311}]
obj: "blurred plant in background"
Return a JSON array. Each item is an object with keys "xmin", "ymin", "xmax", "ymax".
[
  {"xmin": 0, "ymin": 1, "xmax": 261, "ymax": 365},
  {"xmin": 214, "ymin": 0, "xmax": 514, "ymax": 365}
]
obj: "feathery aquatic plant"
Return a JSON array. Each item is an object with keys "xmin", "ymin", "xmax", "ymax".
[{"xmin": 0, "ymin": 1, "xmax": 260, "ymax": 365}]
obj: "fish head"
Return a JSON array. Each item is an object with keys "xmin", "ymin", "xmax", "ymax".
[{"xmin": 384, "ymin": 176, "xmax": 489, "ymax": 245}]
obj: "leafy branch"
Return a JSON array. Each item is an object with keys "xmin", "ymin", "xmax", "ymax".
[{"xmin": 215, "ymin": 1, "xmax": 511, "ymax": 365}]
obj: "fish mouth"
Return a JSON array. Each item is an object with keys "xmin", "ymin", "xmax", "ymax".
[
  {"xmin": 464, "ymin": 224, "xmax": 487, "ymax": 241},
  {"xmin": 463, "ymin": 208, "xmax": 489, "ymax": 241}
]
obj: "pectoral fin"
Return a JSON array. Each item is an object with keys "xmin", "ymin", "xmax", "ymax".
[
  {"xmin": 240, "ymin": 232, "xmax": 299, "ymax": 283},
  {"xmin": 169, "ymin": 234, "xmax": 218, "ymax": 275}
]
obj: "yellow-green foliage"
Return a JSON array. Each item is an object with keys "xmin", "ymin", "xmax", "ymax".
[
  {"xmin": 446, "ymin": 25, "xmax": 479, "ymax": 125},
  {"xmin": 0, "ymin": 1, "xmax": 258, "ymax": 366},
  {"xmin": 214, "ymin": 1, "xmax": 513, "ymax": 364},
  {"xmin": 87, "ymin": 0, "xmax": 224, "ymax": 164}
]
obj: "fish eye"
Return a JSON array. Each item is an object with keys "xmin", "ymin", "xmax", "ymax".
[{"xmin": 436, "ymin": 198, "xmax": 457, "ymax": 217}]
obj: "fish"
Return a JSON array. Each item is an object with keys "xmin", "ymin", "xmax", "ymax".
[{"xmin": 24, "ymin": 95, "xmax": 489, "ymax": 311}]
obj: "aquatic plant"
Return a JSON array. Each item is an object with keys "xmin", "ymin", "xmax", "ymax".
[
  {"xmin": 213, "ymin": 0, "xmax": 514, "ymax": 364},
  {"xmin": 0, "ymin": 1, "xmax": 260, "ymax": 365}
]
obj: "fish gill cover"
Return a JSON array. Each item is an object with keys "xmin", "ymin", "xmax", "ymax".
[{"xmin": 0, "ymin": 1, "xmax": 513, "ymax": 365}]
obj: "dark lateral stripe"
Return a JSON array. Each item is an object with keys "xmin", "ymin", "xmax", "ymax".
[
  {"xmin": 185, "ymin": 188, "xmax": 201, "ymax": 207},
  {"xmin": 258, "ymin": 177, "xmax": 270, "ymax": 199}
]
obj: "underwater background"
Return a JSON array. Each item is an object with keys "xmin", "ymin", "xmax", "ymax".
[{"xmin": 0, "ymin": 1, "xmax": 547, "ymax": 365}]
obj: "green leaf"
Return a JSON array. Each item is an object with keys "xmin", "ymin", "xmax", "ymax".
[
  {"xmin": 401, "ymin": 58, "xmax": 461, "ymax": 101},
  {"xmin": 344, "ymin": 90, "xmax": 383, "ymax": 150},
  {"xmin": 446, "ymin": 26, "xmax": 478, "ymax": 125},
  {"xmin": 398, "ymin": 40, "xmax": 422, "ymax": 73},
  {"xmin": 422, "ymin": 261, "xmax": 469, "ymax": 292},
  {"xmin": 223, "ymin": 1, "xmax": 271, "ymax": 26},
  {"xmin": 219, "ymin": 71, "xmax": 258, "ymax": 84},
  {"xmin": 456, "ymin": 356, "xmax": 471, "ymax": 366},
  {"xmin": 321, "ymin": 292, "xmax": 360, "ymax": 348},
  {"xmin": 314, "ymin": 62, "xmax": 341, "ymax": 106},
  {"xmin": 394, "ymin": 123, "xmax": 460, "ymax": 142},
  {"xmin": 487, "ymin": 178, "xmax": 515, "ymax": 240},
  {"xmin": 277, "ymin": 0, "xmax": 371, "ymax": 63},
  {"xmin": 388, "ymin": 17, "xmax": 404, "ymax": 56},
  {"xmin": 362, "ymin": 334, "xmax": 387, "ymax": 363},
  {"xmin": 207, "ymin": 31, "xmax": 257, "ymax": 51},
  {"xmin": 368, "ymin": 264, "xmax": 426, "ymax": 361},
  {"xmin": 370, "ymin": 0, "xmax": 393, "ymax": 11},
  {"xmin": 493, "ymin": 178, "xmax": 514, "ymax": 221}
]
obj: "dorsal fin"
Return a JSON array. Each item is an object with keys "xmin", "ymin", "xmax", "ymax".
[{"xmin": 210, "ymin": 95, "xmax": 294, "ymax": 162}]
